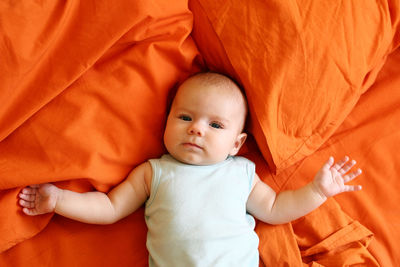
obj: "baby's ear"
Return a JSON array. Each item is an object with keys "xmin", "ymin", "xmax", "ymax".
[{"xmin": 230, "ymin": 133, "xmax": 247, "ymax": 156}]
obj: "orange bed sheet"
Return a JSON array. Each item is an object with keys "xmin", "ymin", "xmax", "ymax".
[{"xmin": 1, "ymin": 1, "xmax": 400, "ymax": 266}]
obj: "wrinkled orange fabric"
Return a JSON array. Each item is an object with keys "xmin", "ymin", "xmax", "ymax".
[
  {"xmin": 277, "ymin": 48, "xmax": 400, "ymax": 266},
  {"xmin": 190, "ymin": 0, "xmax": 400, "ymax": 265},
  {"xmin": 192, "ymin": 0, "xmax": 399, "ymax": 173},
  {"xmin": 316, "ymin": 49, "xmax": 400, "ymax": 267},
  {"xmin": 250, "ymin": 48, "xmax": 400, "ymax": 266},
  {"xmin": 0, "ymin": 0, "xmax": 202, "ymax": 254},
  {"xmin": 1, "ymin": 0, "xmax": 400, "ymax": 266}
]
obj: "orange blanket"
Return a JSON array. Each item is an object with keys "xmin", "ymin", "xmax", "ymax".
[{"xmin": 1, "ymin": 0, "xmax": 399, "ymax": 266}]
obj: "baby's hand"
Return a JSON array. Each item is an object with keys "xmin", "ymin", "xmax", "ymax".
[
  {"xmin": 19, "ymin": 184, "xmax": 60, "ymax": 216},
  {"xmin": 313, "ymin": 156, "xmax": 362, "ymax": 199}
]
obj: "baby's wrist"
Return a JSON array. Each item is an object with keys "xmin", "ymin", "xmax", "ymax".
[
  {"xmin": 310, "ymin": 180, "xmax": 328, "ymax": 202},
  {"xmin": 53, "ymin": 187, "xmax": 63, "ymax": 213}
]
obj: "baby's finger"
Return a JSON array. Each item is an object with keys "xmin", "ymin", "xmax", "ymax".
[
  {"xmin": 19, "ymin": 199, "xmax": 34, "ymax": 208},
  {"xmin": 22, "ymin": 207, "xmax": 39, "ymax": 216},
  {"xmin": 322, "ymin": 156, "xmax": 335, "ymax": 171},
  {"xmin": 19, "ymin": 193, "xmax": 36, "ymax": 202},
  {"xmin": 338, "ymin": 159, "xmax": 357, "ymax": 175},
  {"xmin": 343, "ymin": 169, "xmax": 362, "ymax": 183},
  {"xmin": 344, "ymin": 184, "xmax": 362, "ymax": 192},
  {"xmin": 21, "ymin": 187, "xmax": 37, "ymax": 195},
  {"xmin": 332, "ymin": 156, "xmax": 349, "ymax": 171}
]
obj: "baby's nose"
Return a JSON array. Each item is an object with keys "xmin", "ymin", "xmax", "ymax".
[{"xmin": 188, "ymin": 122, "xmax": 204, "ymax": 136}]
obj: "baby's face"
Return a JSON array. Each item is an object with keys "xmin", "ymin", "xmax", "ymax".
[{"xmin": 164, "ymin": 78, "xmax": 247, "ymax": 165}]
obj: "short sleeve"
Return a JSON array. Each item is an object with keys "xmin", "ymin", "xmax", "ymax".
[{"xmin": 146, "ymin": 158, "xmax": 162, "ymax": 208}]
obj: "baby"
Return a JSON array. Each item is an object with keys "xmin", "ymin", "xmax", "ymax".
[{"xmin": 19, "ymin": 72, "xmax": 362, "ymax": 266}]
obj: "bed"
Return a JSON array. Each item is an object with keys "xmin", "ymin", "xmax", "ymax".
[{"xmin": 1, "ymin": 0, "xmax": 399, "ymax": 266}]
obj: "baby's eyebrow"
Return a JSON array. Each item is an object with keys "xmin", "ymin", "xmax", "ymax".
[
  {"xmin": 211, "ymin": 116, "xmax": 230, "ymax": 125},
  {"xmin": 173, "ymin": 107, "xmax": 192, "ymax": 114}
]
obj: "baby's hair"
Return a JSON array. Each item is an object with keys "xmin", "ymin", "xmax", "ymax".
[
  {"xmin": 188, "ymin": 72, "xmax": 238, "ymax": 88},
  {"xmin": 187, "ymin": 72, "xmax": 244, "ymax": 97}
]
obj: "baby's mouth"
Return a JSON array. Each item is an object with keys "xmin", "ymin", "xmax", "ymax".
[{"xmin": 182, "ymin": 142, "xmax": 203, "ymax": 150}]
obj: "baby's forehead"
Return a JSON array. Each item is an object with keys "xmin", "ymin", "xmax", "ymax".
[{"xmin": 179, "ymin": 85, "xmax": 244, "ymax": 113}]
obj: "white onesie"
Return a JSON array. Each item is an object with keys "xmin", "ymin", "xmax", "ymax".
[{"xmin": 145, "ymin": 154, "xmax": 259, "ymax": 267}]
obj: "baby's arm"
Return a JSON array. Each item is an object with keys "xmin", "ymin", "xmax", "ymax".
[
  {"xmin": 246, "ymin": 156, "xmax": 362, "ymax": 225},
  {"xmin": 19, "ymin": 162, "xmax": 152, "ymax": 224}
]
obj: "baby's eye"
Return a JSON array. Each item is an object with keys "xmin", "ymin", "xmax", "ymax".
[
  {"xmin": 210, "ymin": 122, "xmax": 223, "ymax": 129},
  {"xmin": 179, "ymin": 115, "xmax": 192, "ymax": 121}
]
